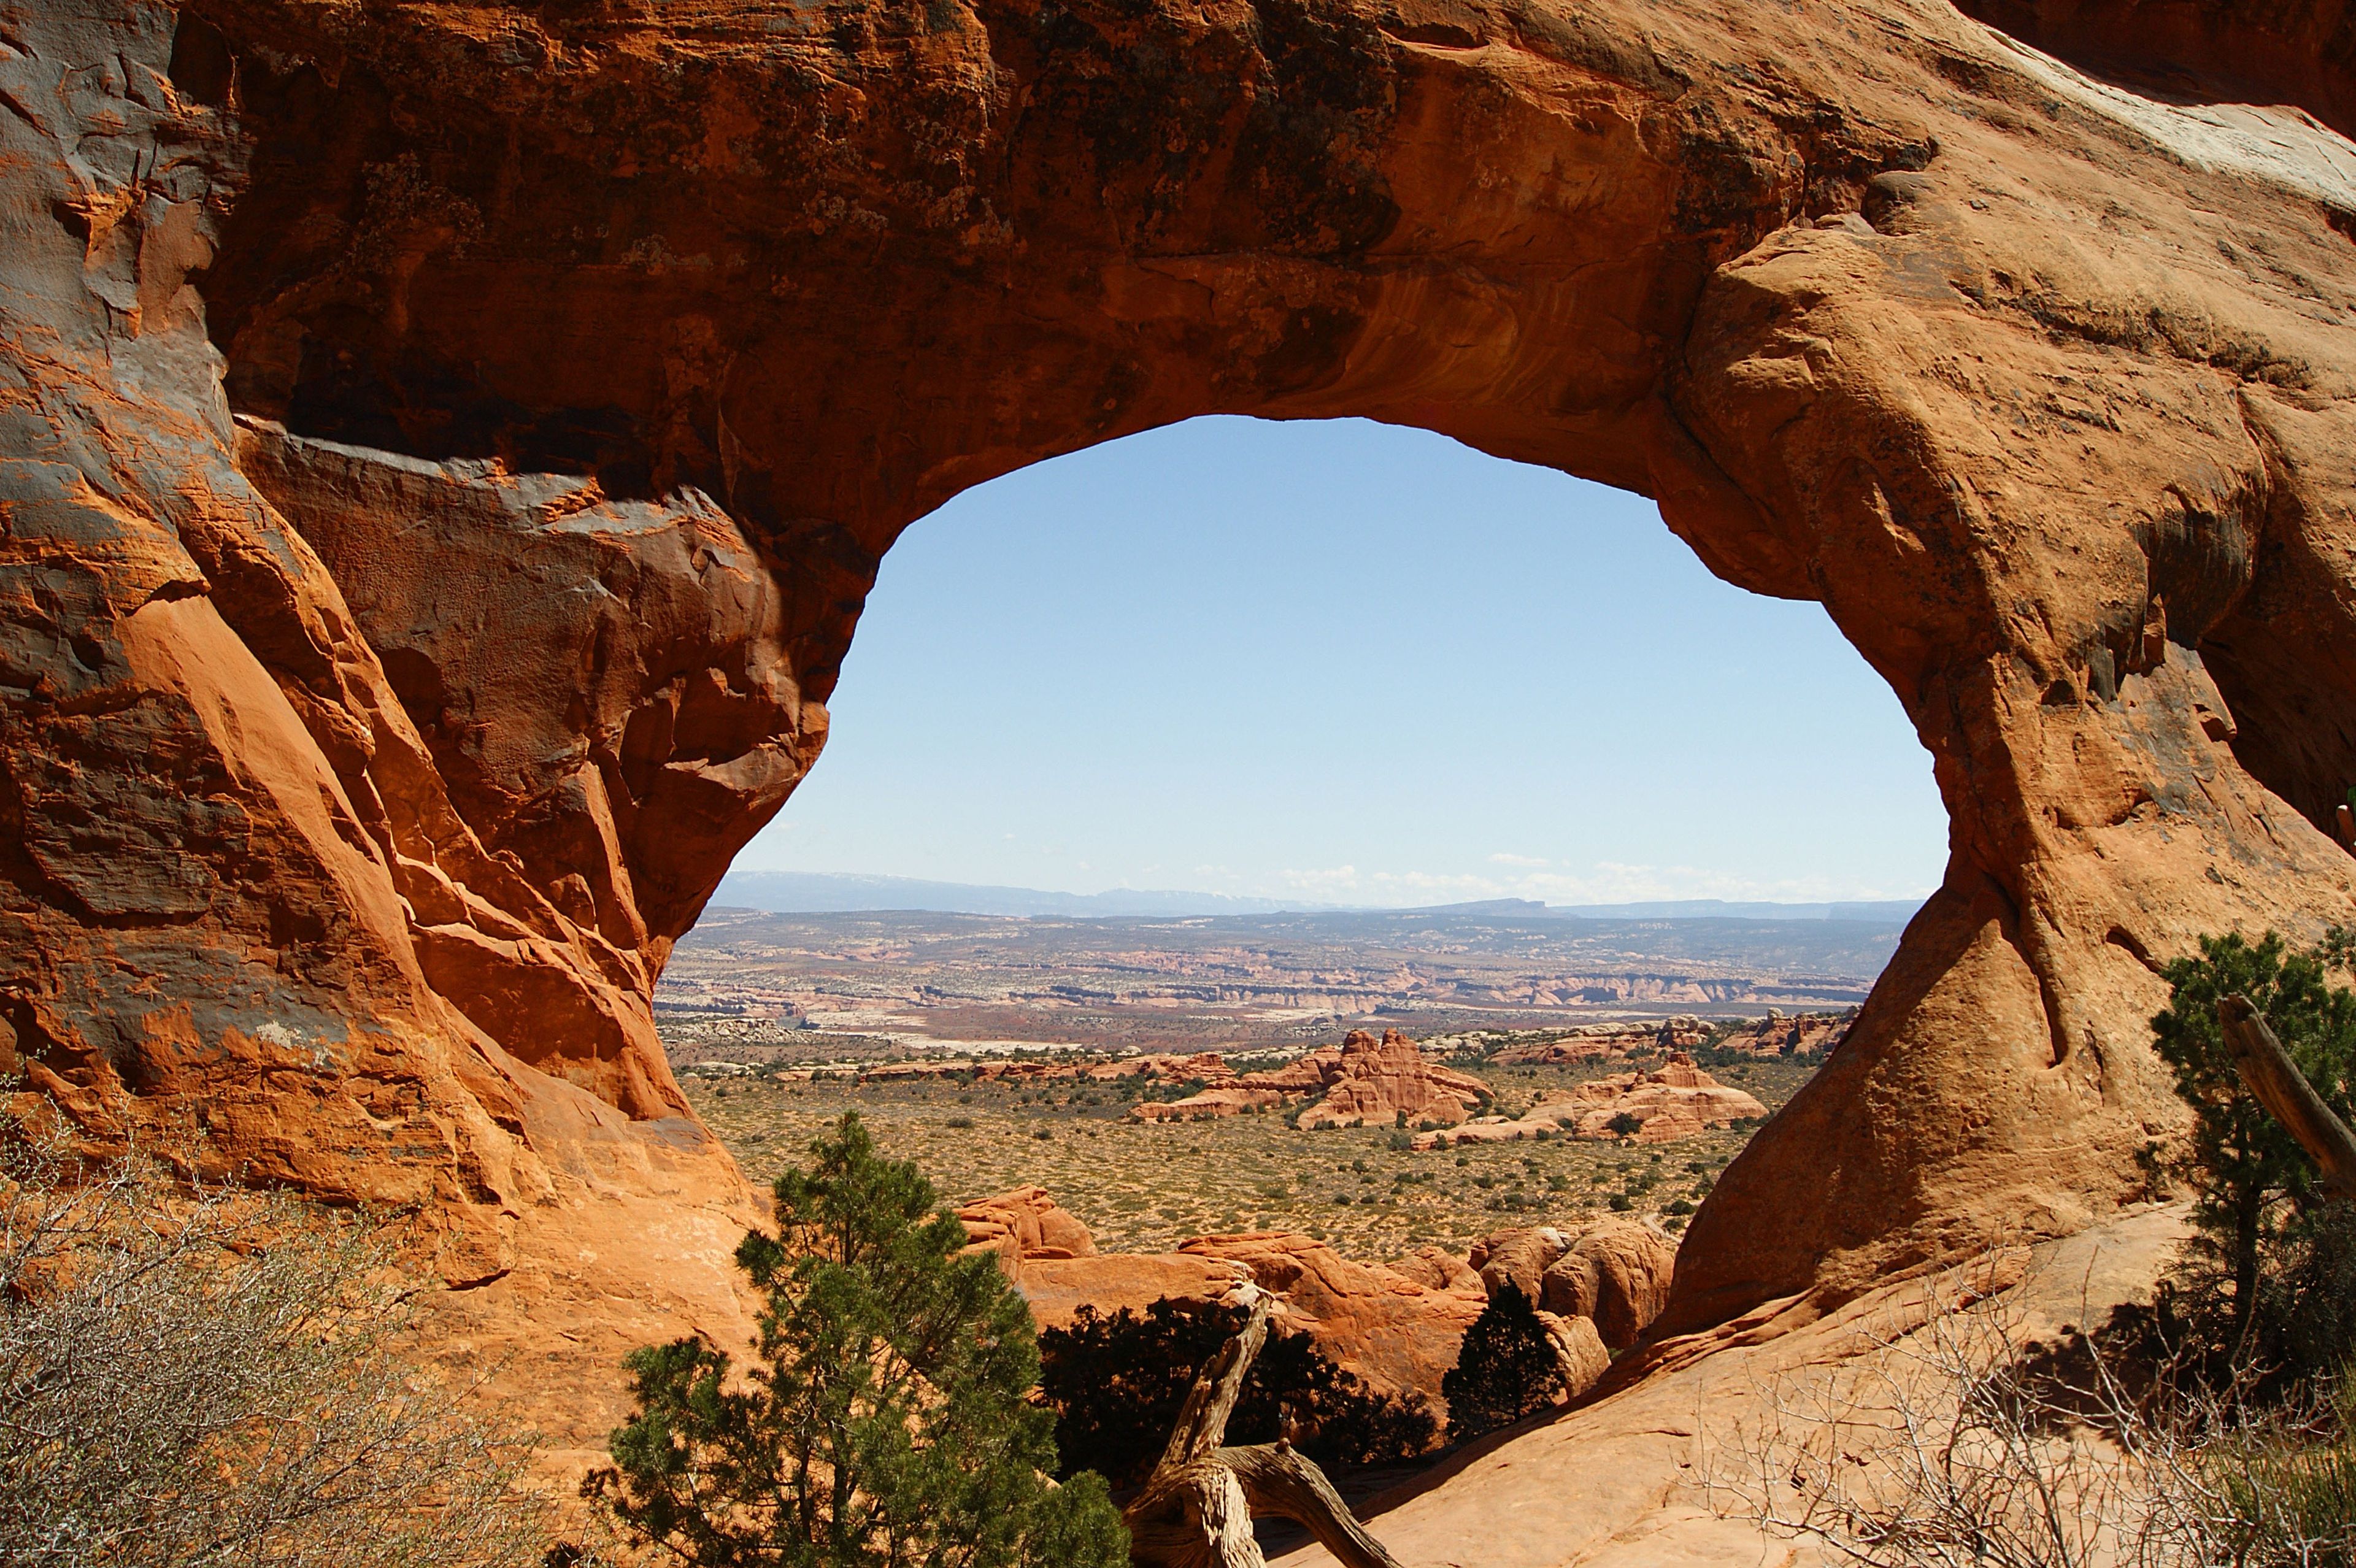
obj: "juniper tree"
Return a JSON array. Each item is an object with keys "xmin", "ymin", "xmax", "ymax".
[
  {"xmin": 1036, "ymin": 1298, "xmax": 1435, "ymax": 1487},
  {"xmin": 1440, "ymin": 1283, "xmax": 1562, "ymax": 1440},
  {"xmin": 2150, "ymin": 931, "xmax": 2356, "ymax": 1355},
  {"xmin": 590, "ymin": 1112, "xmax": 1126, "ymax": 1568}
]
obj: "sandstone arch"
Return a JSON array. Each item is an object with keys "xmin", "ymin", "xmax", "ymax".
[{"xmin": 7, "ymin": 0, "xmax": 2356, "ymax": 1457}]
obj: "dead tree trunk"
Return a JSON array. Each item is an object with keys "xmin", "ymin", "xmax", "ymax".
[
  {"xmin": 2219, "ymin": 993, "xmax": 2356, "ymax": 1197},
  {"xmin": 1122, "ymin": 1288, "xmax": 1411, "ymax": 1568}
]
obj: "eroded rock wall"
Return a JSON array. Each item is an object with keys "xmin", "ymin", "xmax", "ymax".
[{"xmin": 7, "ymin": 0, "xmax": 2356, "ymax": 1447}]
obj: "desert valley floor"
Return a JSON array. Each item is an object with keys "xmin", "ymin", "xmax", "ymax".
[
  {"xmin": 658, "ymin": 903, "xmax": 1868, "ymax": 1253},
  {"xmin": 679, "ymin": 1045, "xmax": 1821, "ymax": 1258}
]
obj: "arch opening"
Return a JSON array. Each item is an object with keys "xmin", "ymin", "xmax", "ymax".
[{"xmin": 731, "ymin": 413, "xmax": 1945, "ymax": 919}]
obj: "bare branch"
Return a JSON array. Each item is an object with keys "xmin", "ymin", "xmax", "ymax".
[
  {"xmin": 1124, "ymin": 1287, "xmax": 1412, "ymax": 1568},
  {"xmin": 2219, "ymin": 993, "xmax": 2356, "ymax": 1197}
]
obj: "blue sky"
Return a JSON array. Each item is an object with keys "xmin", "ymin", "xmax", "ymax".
[{"xmin": 735, "ymin": 417, "xmax": 1948, "ymax": 906}]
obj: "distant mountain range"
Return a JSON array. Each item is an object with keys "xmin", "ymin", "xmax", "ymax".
[{"xmin": 712, "ymin": 870, "xmax": 1923, "ymax": 925}]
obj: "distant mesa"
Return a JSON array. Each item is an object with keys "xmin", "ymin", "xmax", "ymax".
[
  {"xmin": 1417, "ymin": 1053, "xmax": 1768, "ymax": 1149},
  {"xmin": 712, "ymin": 870, "xmax": 1923, "ymax": 924},
  {"xmin": 1127, "ymin": 1028, "xmax": 1487, "ymax": 1128},
  {"xmin": 716, "ymin": 869, "xmax": 1325, "ymax": 918}
]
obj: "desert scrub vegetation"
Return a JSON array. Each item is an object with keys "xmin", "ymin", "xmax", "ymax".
[
  {"xmin": 1711, "ymin": 1267, "xmax": 2356, "ymax": 1567},
  {"xmin": 1712, "ymin": 929, "xmax": 2356, "ymax": 1566},
  {"xmin": 0, "ymin": 1093, "xmax": 548, "ymax": 1568},
  {"xmin": 585, "ymin": 1112, "xmax": 1128, "ymax": 1568},
  {"xmin": 681, "ymin": 1042, "xmax": 1798, "ymax": 1257}
]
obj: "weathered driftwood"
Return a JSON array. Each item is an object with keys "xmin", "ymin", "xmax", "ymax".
[
  {"xmin": 1122, "ymin": 1288, "xmax": 1409, "ymax": 1568},
  {"xmin": 2219, "ymin": 993, "xmax": 2356, "ymax": 1197}
]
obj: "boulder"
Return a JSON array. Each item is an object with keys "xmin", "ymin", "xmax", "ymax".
[
  {"xmin": 957, "ymin": 1186, "xmax": 1097, "ymax": 1263},
  {"xmin": 1468, "ymin": 1226, "xmax": 1571, "ymax": 1307},
  {"xmin": 1539, "ymin": 1220, "xmax": 1679, "ymax": 1350},
  {"xmin": 1536, "ymin": 1310, "xmax": 1612, "ymax": 1399},
  {"xmin": 1177, "ymin": 1231, "xmax": 1487, "ymax": 1404}
]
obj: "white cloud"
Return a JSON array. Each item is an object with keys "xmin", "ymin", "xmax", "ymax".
[{"xmin": 1487, "ymin": 852, "xmax": 1549, "ymax": 867}]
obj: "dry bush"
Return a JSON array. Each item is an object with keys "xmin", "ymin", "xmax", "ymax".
[
  {"xmin": 1703, "ymin": 1268, "xmax": 2356, "ymax": 1567},
  {"xmin": 0, "ymin": 1099, "xmax": 551, "ymax": 1567}
]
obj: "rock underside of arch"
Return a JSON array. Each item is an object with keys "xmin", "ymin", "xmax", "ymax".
[{"xmin": 7, "ymin": 0, "xmax": 2356, "ymax": 1482}]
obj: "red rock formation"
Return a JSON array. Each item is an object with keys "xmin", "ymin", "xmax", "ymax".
[
  {"xmin": 1418, "ymin": 1055, "xmax": 1764, "ymax": 1147},
  {"xmin": 984, "ymin": 1218, "xmax": 1483, "ymax": 1404},
  {"xmin": 15, "ymin": 0, "xmax": 2356, "ymax": 1464},
  {"xmin": 1292, "ymin": 1030, "xmax": 1488, "ymax": 1129},
  {"xmin": 1001, "ymin": 1253, "xmax": 1256, "ymax": 1330},
  {"xmin": 1468, "ymin": 1226, "xmax": 1571, "ymax": 1308},
  {"xmin": 1537, "ymin": 1309, "xmax": 1612, "ymax": 1399},
  {"xmin": 957, "ymin": 1185, "xmax": 1097, "ymax": 1263},
  {"xmin": 1714, "ymin": 1010, "xmax": 1852, "ymax": 1059},
  {"xmin": 1491, "ymin": 1028, "xmax": 1646, "ymax": 1068},
  {"xmin": 1389, "ymin": 1245, "xmax": 1484, "ymax": 1296},
  {"xmin": 1539, "ymin": 1054, "xmax": 1769, "ymax": 1143},
  {"xmin": 1465, "ymin": 1221, "xmax": 1673, "ymax": 1370},
  {"xmin": 1238, "ymin": 1044, "xmax": 1354, "ymax": 1096},
  {"xmin": 1122, "ymin": 1029, "xmax": 1484, "ymax": 1123}
]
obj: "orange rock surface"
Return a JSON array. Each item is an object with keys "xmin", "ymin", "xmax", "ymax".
[
  {"xmin": 10, "ymin": 0, "xmax": 2356, "ymax": 1479},
  {"xmin": 1177, "ymin": 1231, "xmax": 1488, "ymax": 1402},
  {"xmin": 982, "ymin": 1216, "xmax": 1484, "ymax": 1404},
  {"xmin": 1000, "ymin": 1252, "xmax": 1257, "ymax": 1331},
  {"xmin": 1468, "ymin": 1226, "xmax": 1573, "ymax": 1307}
]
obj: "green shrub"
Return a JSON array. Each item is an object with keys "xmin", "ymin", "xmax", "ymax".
[
  {"xmin": 590, "ymin": 1113, "xmax": 1125, "ymax": 1568},
  {"xmin": 1036, "ymin": 1299, "xmax": 1436, "ymax": 1486},
  {"xmin": 1441, "ymin": 1285, "xmax": 1562, "ymax": 1439}
]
